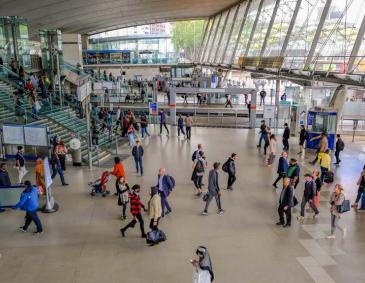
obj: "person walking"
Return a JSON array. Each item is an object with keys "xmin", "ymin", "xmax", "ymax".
[
  {"xmin": 297, "ymin": 173, "xmax": 319, "ymax": 220},
  {"xmin": 91, "ymin": 121, "xmax": 100, "ymax": 151},
  {"xmin": 177, "ymin": 114, "xmax": 186, "ymax": 137},
  {"xmin": 273, "ymin": 152, "xmax": 288, "ymax": 188},
  {"xmin": 225, "ymin": 94, "xmax": 233, "ymax": 108},
  {"xmin": 276, "ymin": 178, "xmax": 294, "ymax": 227},
  {"xmin": 12, "ymin": 180, "xmax": 43, "ymax": 234},
  {"xmin": 224, "ymin": 153, "xmax": 237, "ymax": 191},
  {"xmin": 55, "ymin": 140, "xmax": 68, "ymax": 171},
  {"xmin": 111, "ymin": 157, "xmax": 126, "ymax": 195},
  {"xmin": 185, "ymin": 114, "xmax": 193, "ymax": 140},
  {"xmin": 148, "ymin": 186, "xmax": 162, "ymax": 230},
  {"xmin": 117, "ymin": 177, "xmax": 130, "ymax": 220},
  {"xmin": 120, "ymin": 184, "xmax": 147, "ymax": 238},
  {"xmin": 351, "ymin": 166, "xmax": 365, "ymax": 210},
  {"xmin": 282, "ymin": 123, "xmax": 290, "ymax": 150},
  {"xmin": 259, "ymin": 89, "xmax": 266, "ymax": 106},
  {"xmin": 310, "ymin": 132, "xmax": 328, "ymax": 165},
  {"xmin": 257, "ymin": 120, "xmax": 267, "ymax": 148},
  {"xmin": 263, "ymin": 127, "xmax": 271, "ymax": 156},
  {"xmin": 140, "ymin": 114, "xmax": 150, "ymax": 138},
  {"xmin": 0, "ymin": 163, "xmax": 11, "ymax": 186},
  {"xmin": 202, "ymin": 162, "xmax": 224, "ymax": 215},
  {"xmin": 327, "ymin": 184, "xmax": 347, "ymax": 239},
  {"xmin": 51, "ymin": 151, "xmax": 68, "ymax": 186},
  {"xmin": 15, "ymin": 146, "xmax": 28, "ymax": 184},
  {"xmin": 156, "ymin": 168, "xmax": 174, "ymax": 217},
  {"xmin": 192, "ymin": 151, "xmax": 207, "ymax": 196},
  {"xmin": 267, "ymin": 134, "xmax": 276, "ymax": 166},
  {"xmin": 313, "ymin": 170, "xmax": 322, "ymax": 208},
  {"xmin": 318, "ymin": 149, "xmax": 331, "ymax": 184},
  {"xmin": 334, "ymin": 134, "xmax": 345, "ymax": 165},
  {"xmin": 159, "ymin": 109, "xmax": 169, "ymax": 135},
  {"xmin": 191, "ymin": 246, "xmax": 214, "ymax": 283},
  {"xmin": 287, "ymin": 158, "xmax": 300, "ymax": 189},
  {"xmin": 298, "ymin": 125, "xmax": 308, "ymax": 154},
  {"xmin": 132, "ymin": 140, "xmax": 144, "ymax": 176}
]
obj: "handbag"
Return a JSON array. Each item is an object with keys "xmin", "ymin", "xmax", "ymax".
[
  {"xmin": 338, "ymin": 199, "xmax": 350, "ymax": 213},
  {"xmin": 202, "ymin": 192, "xmax": 210, "ymax": 202}
]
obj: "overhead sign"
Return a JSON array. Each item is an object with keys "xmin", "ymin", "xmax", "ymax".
[{"xmin": 2, "ymin": 125, "xmax": 24, "ymax": 145}]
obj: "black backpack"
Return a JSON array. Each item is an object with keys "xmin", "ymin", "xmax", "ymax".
[
  {"xmin": 337, "ymin": 140, "xmax": 345, "ymax": 151},
  {"xmin": 195, "ymin": 160, "xmax": 204, "ymax": 173},
  {"xmin": 222, "ymin": 159, "xmax": 229, "ymax": 173}
]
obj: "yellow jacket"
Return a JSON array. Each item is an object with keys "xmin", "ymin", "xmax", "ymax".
[
  {"xmin": 318, "ymin": 152, "xmax": 331, "ymax": 170},
  {"xmin": 148, "ymin": 194, "xmax": 162, "ymax": 221}
]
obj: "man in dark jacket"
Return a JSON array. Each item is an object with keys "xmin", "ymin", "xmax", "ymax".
[
  {"xmin": 159, "ymin": 109, "xmax": 169, "ymax": 135},
  {"xmin": 12, "ymin": 180, "xmax": 43, "ymax": 234},
  {"xmin": 298, "ymin": 173, "xmax": 319, "ymax": 220},
  {"xmin": 282, "ymin": 123, "xmax": 290, "ymax": 150},
  {"xmin": 0, "ymin": 163, "xmax": 11, "ymax": 186},
  {"xmin": 273, "ymin": 152, "xmax": 288, "ymax": 188},
  {"xmin": 276, "ymin": 178, "xmax": 294, "ymax": 227},
  {"xmin": 202, "ymin": 162, "xmax": 224, "ymax": 215},
  {"xmin": 132, "ymin": 140, "xmax": 144, "ymax": 176},
  {"xmin": 226, "ymin": 153, "xmax": 237, "ymax": 190},
  {"xmin": 257, "ymin": 120, "xmax": 267, "ymax": 148},
  {"xmin": 298, "ymin": 125, "xmax": 307, "ymax": 154},
  {"xmin": 156, "ymin": 168, "xmax": 174, "ymax": 217},
  {"xmin": 334, "ymin": 134, "xmax": 344, "ymax": 165},
  {"xmin": 177, "ymin": 114, "xmax": 185, "ymax": 137}
]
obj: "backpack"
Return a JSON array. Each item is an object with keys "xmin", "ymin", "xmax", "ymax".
[
  {"xmin": 222, "ymin": 159, "xmax": 229, "ymax": 173},
  {"xmin": 167, "ymin": 175, "xmax": 175, "ymax": 190},
  {"xmin": 195, "ymin": 160, "xmax": 204, "ymax": 173},
  {"xmin": 337, "ymin": 140, "xmax": 345, "ymax": 151},
  {"xmin": 286, "ymin": 165, "xmax": 298, "ymax": 178},
  {"xmin": 192, "ymin": 150, "xmax": 198, "ymax": 162}
]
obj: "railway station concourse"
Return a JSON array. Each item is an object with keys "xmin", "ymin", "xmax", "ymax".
[{"xmin": 1, "ymin": 1, "xmax": 365, "ymax": 283}]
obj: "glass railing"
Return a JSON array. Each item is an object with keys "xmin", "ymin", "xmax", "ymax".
[{"xmin": 83, "ymin": 57, "xmax": 179, "ymax": 65}]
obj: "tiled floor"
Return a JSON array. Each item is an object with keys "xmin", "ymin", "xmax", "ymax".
[{"xmin": 0, "ymin": 126, "xmax": 364, "ymax": 283}]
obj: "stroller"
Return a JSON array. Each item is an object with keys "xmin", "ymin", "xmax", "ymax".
[{"xmin": 89, "ymin": 171, "xmax": 111, "ymax": 197}]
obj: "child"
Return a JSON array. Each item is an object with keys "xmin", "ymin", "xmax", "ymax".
[
  {"xmin": 117, "ymin": 177, "xmax": 130, "ymax": 220},
  {"xmin": 35, "ymin": 158, "xmax": 45, "ymax": 195},
  {"xmin": 127, "ymin": 124, "xmax": 135, "ymax": 147}
]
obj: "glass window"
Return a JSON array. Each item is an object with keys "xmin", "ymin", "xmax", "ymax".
[
  {"xmin": 224, "ymin": 2, "xmax": 249, "ymax": 64},
  {"xmin": 262, "ymin": 0, "xmax": 298, "ymax": 56},
  {"xmin": 199, "ymin": 19, "xmax": 212, "ymax": 61},
  {"xmin": 310, "ymin": 0, "xmax": 365, "ymax": 73},
  {"xmin": 234, "ymin": 0, "xmax": 262, "ymax": 64},
  {"xmin": 209, "ymin": 10, "xmax": 229, "ymax": 62},
  {"xmin": 282, "ymin": 0, "xmax": 327, "ymax": 70},
  {"xmin": 247, "ymin": 0, "xmax": 277, "ymax": 57},
  {"xmin": 216, "ymin": 6, "xmax": 238, "ymax": 63},
  {"xmin": 202, "ymin": 16, "xmax": 219, "ymax": 62}
]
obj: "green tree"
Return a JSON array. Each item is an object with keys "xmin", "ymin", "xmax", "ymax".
[{"xmin": 171, "ymin": 20, "xmax": 205, "ymax": 61}]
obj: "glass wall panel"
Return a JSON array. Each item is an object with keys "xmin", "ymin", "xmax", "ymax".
[
  {"xmin": 234, "ymin": 0, "xmax": 262, "ymax": 64},
  {"xmin": 262, "ymin": 0, "xmax": 297, "ymax": 56},
  {"xmin": 209, "ymin": 10, "xmax": 229, "ymax": 62},
  {"xmin": 216, "ymin": 6, "xmax": 238, "ymax": 63},
  {"xmin": 199, "ymin": 19, "xmax": 212, "ymax": 61},
  {"xmin": 283, "ymin": 0, "xmax": 327, "ymax": 70},
  {"xmin": 310, "ymin": 0, "xmax": 365, "ymax": 73},
  {"xmin": 202, "ymin": 16, "xmax": 219, "ymax": 62},
  {"xmin": 247, "ymin": 0, "xmax": 276, "ymax": 56}
]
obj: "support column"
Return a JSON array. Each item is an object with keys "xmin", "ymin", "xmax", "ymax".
[
  {"xmin": 304, "ymin": 0, "xmax": 333, "ymax": 70},
  {"xmin": 250, "ymin": 89, "xmax": 257, "ymax": 128},
  {"xmin": 169, "ymin": 88, "xmax": 176, "ymax": 125},
  {"xmin": 347, "ymin": 14, "xmax": 365, "ymax": 73},
  {"xmin": 62, "ymin": 33, "xmax": 83, "ymax": 66}
]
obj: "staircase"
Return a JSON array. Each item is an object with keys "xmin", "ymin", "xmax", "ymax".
[{"xmin": 0, "ymin": 78, "xmax": 113, "ymax": 166}]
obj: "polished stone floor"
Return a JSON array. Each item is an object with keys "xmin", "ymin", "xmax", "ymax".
[{"xmin": 0, "ymin": 126, "xmax": 365, "ymax": 283}]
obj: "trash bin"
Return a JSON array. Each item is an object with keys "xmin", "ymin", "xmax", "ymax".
[{"xmin": 69, "ymin": 138, "xmax": 82, "ymax": 166}]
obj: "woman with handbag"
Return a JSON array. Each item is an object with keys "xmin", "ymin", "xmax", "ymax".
[
  {"xmin": 55, "ymin": 140, "xmax": 68, "ymax": 171},
  {"xmin": 327, "ymin": 184, "xmax": 346, "ymax": 239},
  {"xmin": 148, "ymin": 186, "xmax": 162, "ymax": 230},
  {"xmin": 351, "ymin": 167, "xmax": 365, "ymax": 210}
]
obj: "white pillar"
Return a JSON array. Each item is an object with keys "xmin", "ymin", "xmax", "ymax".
[{"xmin": 62, "ymin": 33, "xmax": 83, "ymax": 66}]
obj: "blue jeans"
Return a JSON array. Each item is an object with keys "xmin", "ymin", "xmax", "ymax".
[
  {"xmin": 141, "ymin": 127, "xmax": 150, "ymax": 137},
  {"xmin": 258, "ymin": 133, "xmax": 266, "ymax": 147},
  {"xmin": 51, "ymin": 165, "xmax": 66, "ymax": 185},
  {"xmin": 320, "ymin": 166, "xmax": 328, "ymax": 184},
  {"xmin": 23, "ymin": 211, "xmax": 43, "ymax": 232},
  {"xmin": 128, "ymin": 133, "xmax": 135, "ymax": 146},
  {"xmin": 134, "ymin": 157, "xmax": 143, "ymax": 175},
  {"xmin": 160, "ymin": 191, "xmax": 171, "ymax": 216}
]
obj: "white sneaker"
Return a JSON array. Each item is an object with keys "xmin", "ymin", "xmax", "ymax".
[
  {"xmin": 342, "ymin": 228, "xmax": 347, "ymax": 238},
  {"xmin": 201, "ymin": 211, "xmax": 208, "ymax": 216},
  {"xmin": 326, "ymin": 235, "xmax": 335, "ymax": 239},
  {"xmin": 297, "ymin": 216, "xmax": 304, "ymax": 220}
]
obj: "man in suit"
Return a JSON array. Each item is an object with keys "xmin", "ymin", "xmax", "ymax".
[
  {"xmin": 276, "ymin": 178, "xmax": 294, "ymax": 227},
  {"xmin": 282, "ymin": 123, "xmax": 290, "ymax": 150},
  {"xmin": 202, "ymin": 162, "xmax": 224, "ymax": 215},
  {"xmin": 156, "ymin": 168, "xmax": 174, "ymax": 217}
]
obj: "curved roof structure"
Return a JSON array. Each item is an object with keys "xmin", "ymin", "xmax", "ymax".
[{"xmin": 0, "ymin": 0, "xmax": 238, "ymax": 36}]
